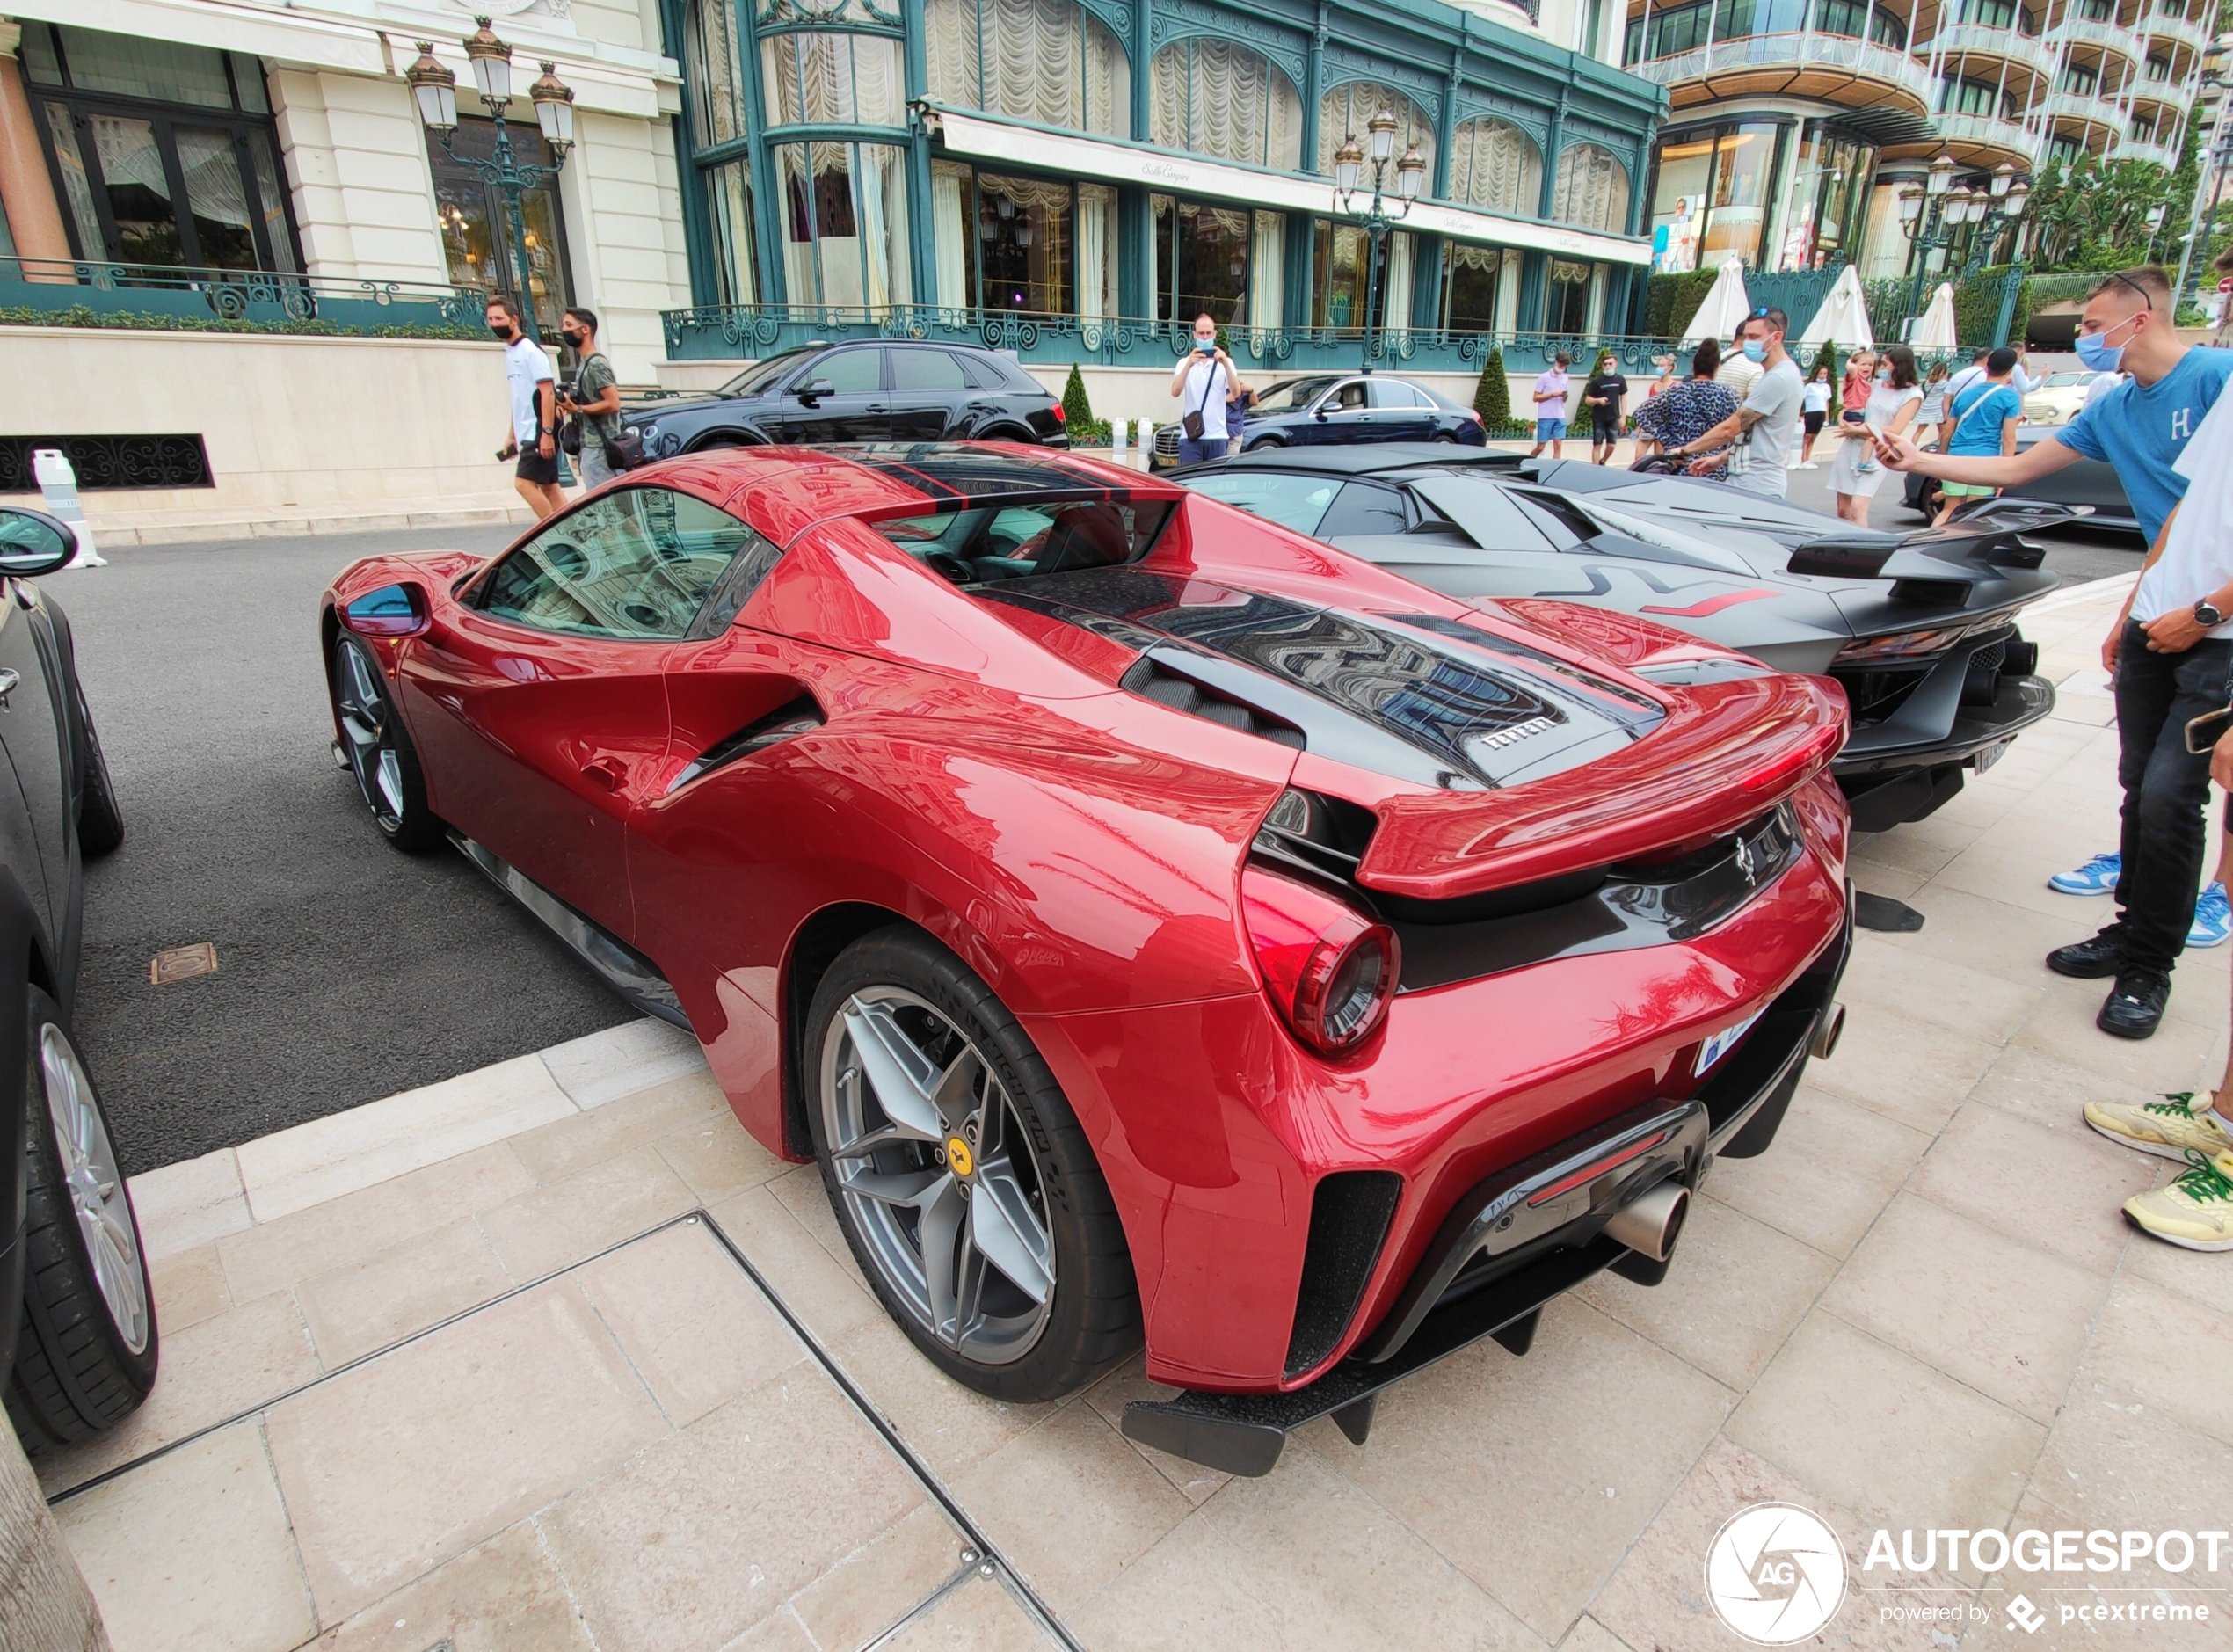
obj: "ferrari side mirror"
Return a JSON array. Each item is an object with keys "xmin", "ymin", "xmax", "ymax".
[
  {"xmin": 0, "ymin": 506, "xmax": 77, "ymax": 577},
  {"xmin": 342, "ymin": 581, "xmax": 430, "ymax": 638}
]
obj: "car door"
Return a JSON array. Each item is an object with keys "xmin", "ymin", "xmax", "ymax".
[
  {"xmin": 1306, "ymin": 378, "xmax": 1373, "ymax": 446},
  {"xmin": 767, "ymin": 346, "xmax": 891, "ymax": 443},
  {"xmin": 0, "ymin": 582, "xmax": 69, "ymax": 942},
  {"xmin": 1366, "ymin": 379, "xmax": 1437, "ymax": 442},
  {"xmin": 396, "ymin": 487, "xmax": 743, "ymax": 943},
  {"xmin": 884, "ymin": 346, "xmax": 974, "ymax": 440}
]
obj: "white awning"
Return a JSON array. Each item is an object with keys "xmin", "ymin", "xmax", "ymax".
[
  {"xmin": 925, "ymin": 106, "xmax": 1651, "ymax": 268},
  {"xmin": 7, "ymin": 0, "xmax": 389, "ymax": 76}
]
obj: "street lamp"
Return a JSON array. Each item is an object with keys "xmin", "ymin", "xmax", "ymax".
[
  {"xmin": 1329, "ymin": 110, "xmax": 1421, "ymax": 371},
  {"xmin": 1897, "ymin": 157, "xmax": 2029, "ymax": 331},
  {"xmin": 407, "ymin": 20, "xmax": 575, "ymax": 343}
]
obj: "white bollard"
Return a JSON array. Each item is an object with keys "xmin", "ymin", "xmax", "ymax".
[
  {"xmin": 31, "ymin": 450, "xmax": 103, "ymax": 568},
  {"xmin": 1138, "ymin": 421, "xmax": 1154, "ymax": 469},
  {"xmin": 1110, "ymin": 417, "xmax": 1126, "ymax": 459}
]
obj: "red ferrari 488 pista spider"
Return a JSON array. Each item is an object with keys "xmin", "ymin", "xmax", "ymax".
[{"xmin": 322, "ymin": 444, "xmax": 1851, "ymax": 1474}]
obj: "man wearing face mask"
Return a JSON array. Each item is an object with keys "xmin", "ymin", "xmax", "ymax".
[
  {"xmin": 489, "ymin": 296, "xmax": 564, "ymax": 520},
  {"xmin": 556, "ymin": 307, "xmax": 623, "ymax": 491},
  {"xmin": 1667, "ymin": 307, "xmax": 1802, "ymax": 500},
  {"xmin": 1168, "ymin": 315, "xmax": 1241, "ymax": 467},
  {"xmin": 1881, "ymin": 266, "xmax": 2233, "ymax": 1038}
]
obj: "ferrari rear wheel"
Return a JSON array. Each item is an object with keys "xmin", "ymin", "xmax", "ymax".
[
  {"xmin": 806, "ymin": 927, "xmax": 1139, "ymax": 1401},
  {"xmin": 330, "ymin": 632, "xmax": 442, "ymax": 853}
]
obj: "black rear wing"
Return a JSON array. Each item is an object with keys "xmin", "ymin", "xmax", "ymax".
[{"xmin": 1786, "ymin": 500, "xmax": 2084, "ymax": 580}]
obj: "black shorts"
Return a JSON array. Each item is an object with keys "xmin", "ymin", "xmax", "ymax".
[
  {"xmin": 515, "ymin": 448, "xmax": 560, "ymax": 485},
  {"xmin": 1591, "ymin": 416, "xmax": 1621, "ymax": 441},
  {"xmin": 1803, "ymin": 410, "xmax": 1827, "ymax": 434}
]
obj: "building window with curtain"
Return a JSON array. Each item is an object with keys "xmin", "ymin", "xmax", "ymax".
[
  {"xmin": 775, "ymin": 141, "xmax": 912, "ymax": 308},
  {"xmin": 21, "ymin": 21, "xmax": 299, "ymax": 273},
  {"xmin": 1149, "ymin": 40, "xmax": 1302, "ymax": 170},
  {"xmin": 430, "ymin": 119, "xmax": 575, "ymax": 336},
  {"xmin": 1447, "ymin": 118, "xmax": 1541, "ymax": 214},
  {"xmin": 978, "ymin": 173, "xmax": 1072, "ymax": 314},
  {"xmin": 761, "ymin": 31, "xmax": 904, "ymax": 127},
  {"xmin": 1155, "ymin": 196, "xmax": 1264, "ymax": 324},
  {"xmin": 680, "ymin": 0, "xmax": 754, "ymax": 306},
  {"xmin": 1553, "ymin": 143, "xmax": 1629, "ymax": 233},
  {"xmin": 1317, "ymin": 82, "xmax": 1436, "ymax": 181},
  {"xmin": 925, "ymin": 0, "xmax": 1129, "ymax": 138},
  {"xmin": 1771, "ymin": 121, "xmax": 1873, "ymax": 271},
  {"xmin": 1440, "ymin": 243, "xmax": 1517, "ymax": 332},
  {"xmin": 927, "ymin": 165, "xmax": 1117, "ymax": 321}
]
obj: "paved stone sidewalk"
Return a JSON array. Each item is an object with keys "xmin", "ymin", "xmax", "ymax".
[{"xmin": 42, "ymin": 572, "xmax": 2233, "ymax": 1651}]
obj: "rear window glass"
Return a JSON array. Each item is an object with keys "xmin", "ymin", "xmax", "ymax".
[
  {"xmin": 874, "ymin": 495, "xmax": 1175, "ymax": 583},
  {"xmin": 1184, "ymin": 470, "xmax": 1342, "ymax": 535},
  {"xmin": 891, "ymin": 347, "xmax": 971, "ymax": 391}
]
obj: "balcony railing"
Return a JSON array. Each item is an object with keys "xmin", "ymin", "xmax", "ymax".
[
  {"xmin": 661, "ymin": 304, "xmax": 1698, "ymax": 378},
  {"xmin": 1931, "ymin": 23, "xmax": 2050, "ymax": 75},
  {"xmin": 2116, "ymin": 135, "xmax": 2179, "ymax": 167},
  {"xmin": 2052, "ymin": 16, "xmax": 2141, "ymax": 56},
  {"xmin": 1932, "ymin": 111, "xmax": 2044, "ymax": 160},
  {"xmin": 2042, "ymin": 89, "xmax": 2122, "ymax": 127},
  {"xmin": 2141, "ymin": 10, "xmax": 2203, "ymax": 47},
  {"xmin": 1627, "ymin": 32, "xmax": 1936, "ymax": 106},
  {"xmin": 0, "ymin": 258, "xmax": 486, "ymax": 337}
]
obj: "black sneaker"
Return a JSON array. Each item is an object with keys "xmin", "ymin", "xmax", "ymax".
[
  {"xmin": 2048, "ymin": 930, "xmax": 2128, "ymax": 979},
  {"xmin": 2098, "ymin": 972, "xmax": 2171, "ymax": 1040}
]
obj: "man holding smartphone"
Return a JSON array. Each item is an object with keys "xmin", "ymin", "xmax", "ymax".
[{"xmin": 1880, "ymin": 267, "xmax": 2233, "ymax": 1038}]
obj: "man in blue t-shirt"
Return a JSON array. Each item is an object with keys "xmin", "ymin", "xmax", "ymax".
[{"xmin": 1881, "ymin": 266, "xmax": 2233, "ymax": 1039}]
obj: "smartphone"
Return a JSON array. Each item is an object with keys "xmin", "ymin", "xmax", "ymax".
[{"xmin": 2186, "ymin": 705, "xmax": 2233, "ymax": 755}]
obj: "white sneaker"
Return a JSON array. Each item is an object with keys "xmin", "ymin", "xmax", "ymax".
[{"xmin": 2084, "ymin": 1093, "xmax": 2233, "ymax": 1163}]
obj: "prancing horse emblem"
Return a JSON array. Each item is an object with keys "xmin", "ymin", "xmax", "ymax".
[{"xmin": 1735, "ymin": 835, "xmax": 1758, "ymax": 885}]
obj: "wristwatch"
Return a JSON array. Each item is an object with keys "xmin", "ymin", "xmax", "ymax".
[{"xmin": 2197, "ymin": 600, "xmax": 2224, "ymax": 629}]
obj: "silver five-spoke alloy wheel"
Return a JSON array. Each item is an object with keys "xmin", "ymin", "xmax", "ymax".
[
  {"xmin": 41, "ymin": 1023, "xmax": 149, "ymax": 1356},
  {"xmin": 819, "ymin": 987, "xmax": 1056, "ymax": 1365},
  {"xmin": 333, "ymin": 638, "xmax": 405, "ymax": 825}
]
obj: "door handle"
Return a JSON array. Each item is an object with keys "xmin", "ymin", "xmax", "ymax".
[{"xmin": 580, "ymin": 756, "xmax": 626, "ymax": 792}]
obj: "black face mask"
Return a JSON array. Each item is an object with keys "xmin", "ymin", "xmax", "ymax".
[
  {"xmin": 489, "ymin": 323, "xmax": 513, "ymax": 340},
  {"xmin": 561, "ymin": 330, "xmax": 586, "ymax": 349}
]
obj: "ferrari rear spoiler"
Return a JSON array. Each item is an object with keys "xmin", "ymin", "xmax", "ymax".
[
  {"xmin": 1785, "ymin": 500, "xmax": 2083, "ymax": 580},
  {"xmin": 1352, "ymin": 671, "xmax": 1848, "ymax": 902}
]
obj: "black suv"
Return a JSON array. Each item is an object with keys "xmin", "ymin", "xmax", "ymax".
[
  {"xmin": 0, "ymin": 506, "xmax": 155, "ymax": 1453},
  {"xmin": 626, "ymin": 339, "xmax": 1069, "ymax": 458}
]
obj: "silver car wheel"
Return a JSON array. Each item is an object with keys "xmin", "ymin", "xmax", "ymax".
[
  {"xmin": 818, "ymin": 986, "xmax": 1055, "ymax": 1365},
  {"xmin": 333, "ymin": 639, "xmax": 405, "ymax": 828},
  {"xmin": 40, "ymin": 1023, "xmax": 149, "ymax": 1356}
]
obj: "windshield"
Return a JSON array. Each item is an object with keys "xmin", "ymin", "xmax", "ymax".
[
  {"xmin": 874, "ymin": 495, "xmax": 1175, "ymax": 583},
  {"xmin": 1254, "ymin": 377, "xmax": 1339, "ymax": 412},
  {"xmin": 2042, "ymin": 373, "xmax": 2091, "ymax": 388},
  {"xmin": 719, "ymin": 347, "xmax": 818, "ymax": 397}
]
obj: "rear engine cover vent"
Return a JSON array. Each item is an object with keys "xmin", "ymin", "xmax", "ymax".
[{"xmin": 1122, "ymin": 657, "xmax": 1304, "ymax": 749}]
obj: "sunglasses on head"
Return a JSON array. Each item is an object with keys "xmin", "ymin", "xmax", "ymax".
[{"xmin": 2103, "ymin": 273, "xmax": 2156, "ymax": 310}]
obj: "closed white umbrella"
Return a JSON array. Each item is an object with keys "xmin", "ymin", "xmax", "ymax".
[
  {"xmin": 1910, "ymin": 282, "xmax": 1960, "ymax": 351},
  {"xmin": 1679, "ymin": 255, "xmax": 1754, "ymax": 347},
  {"xmin": 1796, "ymin": 264, "xmax": 1874, "ymax": 351}
]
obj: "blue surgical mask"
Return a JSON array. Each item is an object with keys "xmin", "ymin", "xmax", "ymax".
[
  {"xmin": 1194, "ymin": 337, "xmax": 1216, "ymax": 354},
  {"xmin": 1742, "ymin": 339, "xmax": 1767, "ymax": 363},
  {"xmin": 1876, "ymin": 369, "xmax": 1891, "ymax": 382},
  {"xmin": 2074, "ymin": 324, "xmax": 2128, "ymax": 373}
]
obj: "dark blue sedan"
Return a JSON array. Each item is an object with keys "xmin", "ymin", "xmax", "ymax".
[{"xmin": 1151, "ymin": 372, "xmax": 1486, "ymax": 467}]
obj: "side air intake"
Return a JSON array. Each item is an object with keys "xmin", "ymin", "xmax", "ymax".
[
  {"xmin": 1284, "ymin": 1170, "xmax": 1403, "ymax": 1378},
  {"xmin": 667, "ymin": 695, "xmax": 825, "ymax": 793}
]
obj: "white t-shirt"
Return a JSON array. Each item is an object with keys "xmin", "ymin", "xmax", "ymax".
[
  {"xmin": 1942, "ymin": 361, "xmax": 1988, "ymax": 404},
  {"xmin": 2132, "ymin": 382, "xmax": 2233, "ymax": 637},
  {"xmin": 2085, "ymin": 372, "xmax": 2125, "ymax": 407},
  {"xmin": 1178, "ymin": 357, "xmax": 1229, "ymax": 440},
  {"xmin": 1803, "ymin": 380, "xmax": 1833, "ymax": 414},
  {"xmin": 505, "ymin": 336, "xmax": 556, "ymax": 445}
]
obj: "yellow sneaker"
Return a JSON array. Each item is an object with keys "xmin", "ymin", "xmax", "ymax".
[
  {"xmin": 2125, "ymin": 1151, "xmax": 2233, "ymax": 1252},
  {"xmin": 2084, "ymin": 1093, "xmax": 2233, "ymax": 1163}
]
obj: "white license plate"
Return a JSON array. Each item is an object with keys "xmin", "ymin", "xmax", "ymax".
[
  {"xmin": 1697, "ymin": 1008, "xmax": 1766, "ymax": 1076},
  {"xmin": 1974, "ymin": 740, "xmax": 2010, "ymax": 773}
]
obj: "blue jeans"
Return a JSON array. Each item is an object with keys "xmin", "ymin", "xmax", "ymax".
[
  {"xmin": 1175, "ymin": 436, "xmax": 1223, "ymax": 465},
  {"xmin": 2111, "ymin": 622, "xmax": 2233, "ymax": 975}
]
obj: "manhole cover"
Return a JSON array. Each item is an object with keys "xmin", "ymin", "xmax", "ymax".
[{"xmin": 150, "ymin": 943, "xmax": 218, "ymax": 985}]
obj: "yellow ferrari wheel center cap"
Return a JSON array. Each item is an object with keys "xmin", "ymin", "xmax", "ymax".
[{"xmin": 946, "ymin": 1137, "xmax": 974, "ymax": 1178}]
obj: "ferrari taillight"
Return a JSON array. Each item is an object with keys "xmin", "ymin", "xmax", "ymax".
[{"xmin": 1241, "ymin": 865, "xmax": 1399, "ymax": 1056}]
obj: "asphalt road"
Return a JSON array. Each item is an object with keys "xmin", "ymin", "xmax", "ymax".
[
  {"xmin": 55, "ymin": 480, "xmax": 2142, "ymax": 1175},
  {"xmin": 57, "ymin": 523, "xmax": 636, "ymax": 1176}
]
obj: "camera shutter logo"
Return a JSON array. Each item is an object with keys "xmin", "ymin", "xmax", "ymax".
[{"xmin": 1703, "ymin": 1503, "xmax": 1848, "ymax": 1644}]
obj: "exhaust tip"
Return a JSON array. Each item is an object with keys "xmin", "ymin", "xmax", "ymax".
[
  {"xmin": 1811, "ymin": 1001, "xmax": 1846, "ymax": 1061},
  {"xmin": 1603, "ymin": 1180, "xmax": 1689, "ymax": 1263}
]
